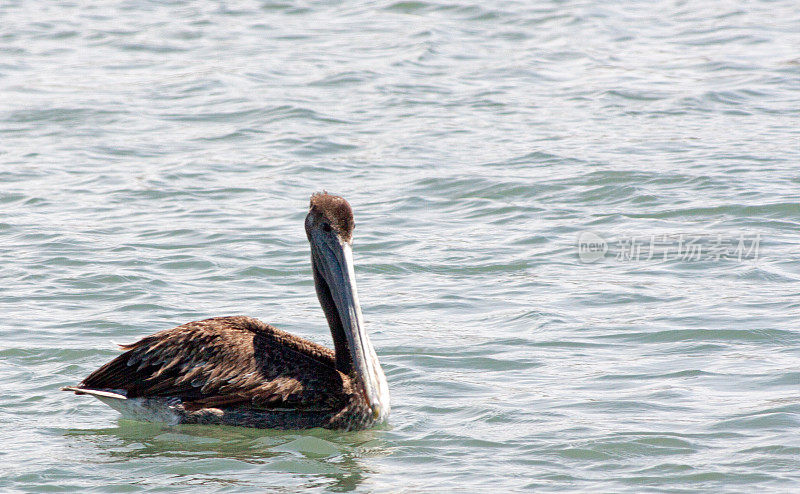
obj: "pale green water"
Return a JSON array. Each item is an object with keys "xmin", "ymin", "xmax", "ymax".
[{"xmin": 1, "ymin": 0, "xmax": 799, "ymax": 492}]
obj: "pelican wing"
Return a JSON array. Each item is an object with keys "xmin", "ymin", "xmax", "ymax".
[{"xmin": 76, "ymin": 316, "xmax": 347, "ymax": 412}]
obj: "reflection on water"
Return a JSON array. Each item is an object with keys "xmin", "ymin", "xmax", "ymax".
[{"xmin": 64, "ymin": 421, "xmax": 388, "ymax": 492}]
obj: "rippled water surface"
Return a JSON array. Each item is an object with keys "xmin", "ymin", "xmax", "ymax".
[{"xmin": 2, "ymin": 0, "xmax": 799, "ymax": 492}]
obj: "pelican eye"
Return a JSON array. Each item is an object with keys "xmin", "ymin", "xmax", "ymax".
[{"xmin": 322, "ymin": 223, "xmax": 332, "ymax": 233}]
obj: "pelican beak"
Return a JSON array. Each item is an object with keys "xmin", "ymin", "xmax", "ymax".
[{"xmin": 308, "ymin": 224, "xmax": 389, "ymax": 422}]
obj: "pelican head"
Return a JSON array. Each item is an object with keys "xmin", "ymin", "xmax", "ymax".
[{"xmin": 305, "ymin": 193, "xmax": 389, "ymax": 423}]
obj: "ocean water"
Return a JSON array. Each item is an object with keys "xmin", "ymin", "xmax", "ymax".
[{"xmin": 1, "ymin": 0, "xmax": 799, "ymax": 492}]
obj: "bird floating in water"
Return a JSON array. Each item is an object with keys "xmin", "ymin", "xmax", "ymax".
[{"xmin": 63, "ymin": 193, "xmax": 389, "ymax": 430}]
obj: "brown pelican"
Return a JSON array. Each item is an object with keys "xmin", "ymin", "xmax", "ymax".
[{"xmin": 63, "ymin": 193, "xmax": 389, "ymax": 430}]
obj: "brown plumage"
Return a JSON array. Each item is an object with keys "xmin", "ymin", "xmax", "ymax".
[
  {"xmin": 63, "ymin": 193, "xmax": 389, "ymax": 430},
  {"xmin": 310, "ymin": 192, "xmax": 355, "ymax": 243}
]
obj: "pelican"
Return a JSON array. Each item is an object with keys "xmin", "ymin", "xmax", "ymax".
[{"xmin": 63, "ymin": 193, "xmax": 389, "ymax": 430}]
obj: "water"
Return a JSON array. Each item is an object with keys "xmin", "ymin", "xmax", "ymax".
[{"xmin": 1, "ymin": 0, "xmax": 799, "ymax": 491}]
